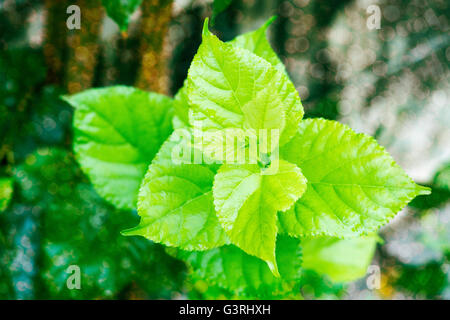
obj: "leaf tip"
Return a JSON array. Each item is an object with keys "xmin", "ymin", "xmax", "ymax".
[
  {"xmin": 202, "ymin": 18, "xmax": 210, "ymax": 37},
  {"xmin": 60, "ymin": 94, "xmax": 74, "ymax": 107},
  {"xmin": 264, "ymin": 15, "xmax": 277, "ymax": 29},
  {"xmin": 120, "ymin": 226, "xmax": 141, "ymax": 237},
  {"xmin": 374, "ymin": 234, "xmax": 384, "ymax": 244},
  {"xmin": 417, "ymin": 185, "xmax": 432, "ymax": 196},
  {"xmin": 266, "ymin": 260, "xmax": 280, "ymax": 278},
  {"xmin": 60, "ymin": 94, "xmax": 70, "ymax": 102}
]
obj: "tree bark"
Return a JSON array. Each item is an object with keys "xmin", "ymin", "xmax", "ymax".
[
  {"xmin": 65, "ymin": 0, "xmax": 104, "ymax": 94},
  {"xmin": 43, "ymin": 0, "xmax": 70, "ymax": 85},
  {"xmin": 135, "ymin": 0, "xmax": 173, "ymax": 94}
]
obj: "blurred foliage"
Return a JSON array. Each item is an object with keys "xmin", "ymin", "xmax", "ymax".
[
  {"xmin": 102, "ymin": 0, "xmax": 143, "ymax": 31},
  {"xmin": 299, "ymin": 270, "xmax": 346, "ymax": 299},
  {"xmin": 379, "ymin": 163, "xmax": 450, "ymax": 299},
  {"xmin": 212, "ymin": 0, "xmax": 233, "ymax": 22},
  {"xmin": 410, "ymin": 162, "xmax": 450, "ymax": 210},
  {"xmin": 392, "ymin": 262, "xmax": 448, "ymax": 299},
  {"xmin": 435, "ymin": 164, "xmax": 450, "ymax": 191},
  {"xmin": 0, "ymin": 148, "xmax": 186, "ymax": 299},
  {"xmin": 0, "ymin": 0, "xmax": 449, "ymax": 299},
  {"xmin": 0, "ymin": 178, "xmax": 13, "ymax": 212},
  {"xmin": 301, "ymin": 236, "xmax": 378, "ymax": 283}
]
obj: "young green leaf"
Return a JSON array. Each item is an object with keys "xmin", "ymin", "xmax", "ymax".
[
  {"xmin": 174, "ymin": 16, "xmax": 288, "ymax": 130},
  {"xmin": 229, "ymin": 16, "xmax": 285, "ymax": 74},
  {"xmin": 102, "ymin": 0, "xmax": 142, "ymax": 31},
  {"xmin": 0, "ymin": 178, "xmax": 13, "ymax": 212},
  {"xmin": 301, "ymin": 235, "xmax": 378, "ymax": 282},
  {"xmin": 177, "ymin": 235, "xmax": 302, "ymax": 297},
  {"xmin": 64, "ymin": 86, "xmax": 173, "ymax": 210},
  {"xmin": 122, "ymin": 134, "xmax": 228, "ymax": 250},
  {"xmin": 279, "ymin": 118, "xmax": 431, "ymax": 238},
  {"xmin": 228, "ymin": 17, "xmax": 302, "ymax": 144},
  {"xmin": 187, "ymin": 19, "xmax": 303, "ymax": 147},
  {"xmin": 213, "ymin": 160, "xmax": 307, "ymax": 275}
]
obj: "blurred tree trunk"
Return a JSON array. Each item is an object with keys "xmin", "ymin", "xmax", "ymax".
[
  {"xmin": 43, "ymin": 0, "xmax": 70, "ymax": 85},
  {"xmin": 65, "ymin": 0, "xmax": 104, "ymax": 94},
  {"xmin": 169, "ymin": 4, "xmax": 203, "ymax": 94},
  {"xmin": 135, "ymin": 0, "xmax": 173, "ymax": 94}
]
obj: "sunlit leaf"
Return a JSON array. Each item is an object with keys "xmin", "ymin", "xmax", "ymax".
[
  {"xmin": 213, "ymin": 160, "xmax": 306, "ymax": 275},
  {"xmin": 64, "ymin": 86, "xmax": 173, "ymax": 210},
  {"xmin": 279, "ymin": 118, "xmax": 430, "ymax": 238},
  {"xmin": 123, "ymin": 134, "xmax": 228, "ymax": 250}
]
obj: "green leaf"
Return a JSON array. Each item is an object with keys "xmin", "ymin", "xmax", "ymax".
[
  {"xmin": 0, "ymin": 178, "xmax": 13, "ymax": 212},
  {"xmin": 187, "ymin": 19, "xmax": 303, "ymax": 148},
  {"xmin": 173, "ymin": 17, "xmax": 286, "ymax": 130},
  {"xmin": 102, "ymin": 0, "xmax": 142, "ymax": 31},
  {"xmin": 64, "ymin": 86, "xmax": 173, "ymax": 210},
  {"xmin": 302, "ymin": 235, "xmax": 378, "ymax": 283},
  {"xmin": 279, "ymin": 118, "xmax": 431, "ymax": 238},
  {"xmin": 213, "ymin": 160, "xmax": 307, "ymax": 275},
  {"xmin": 173, "ymin": 82, "xmax": 190, "ymax": 129},
  {"xmin": 123, "ymin": 133, "xmax": 228, "ymax": 250},
  {"xmin": 177, "ymin": 235, "xmax": 302, "ymax": 298},
  {"xmin": 229, "ymin": 16, "xmax": 285, "ymax": 74}
]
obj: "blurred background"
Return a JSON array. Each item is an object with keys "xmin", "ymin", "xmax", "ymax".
[{"xmin": 0, "ymin": 0, "xmax": 449, "ymax": 299}]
